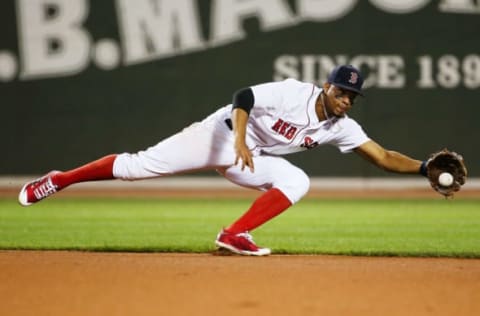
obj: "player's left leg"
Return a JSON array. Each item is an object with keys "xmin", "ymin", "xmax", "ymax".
[{"xmin": 215, "ymin": 156, "xmax": 310, "ymax": 256}]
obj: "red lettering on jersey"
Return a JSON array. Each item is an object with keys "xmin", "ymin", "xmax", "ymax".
[
  {"xmin": 301, "ymin": 136, "xmax": 319, "ymax": 149},
  {"xmin": 271, "ymin": 119, "xmax": 284, "ymax": 133},
  {"xmin": 285, "ymin": 126, "xmax": 297, "ymax": 140},
  {"xmin": 304, "ymin": 136, "xmax": 313, "ymax": 146},
  {"xmin": 271, "ymin": 118, "xmax": 298, "ymax": 140},
  {"xmin": 279, "ymin": 122, "xmax": 290, "ymax": 136}
]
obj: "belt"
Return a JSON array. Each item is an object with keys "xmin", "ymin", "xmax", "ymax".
[{"xmin": 224, "ymin": 118, "xmax": 233, "ymax": 130}]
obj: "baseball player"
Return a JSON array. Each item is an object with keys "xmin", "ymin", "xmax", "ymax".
[{"xmin": 18, "ymin": 65, "xmax": 428, "ymax": 256}]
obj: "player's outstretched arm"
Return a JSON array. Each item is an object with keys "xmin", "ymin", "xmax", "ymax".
[{"xmin": 354, "ymin": 140, "xmax": 423, "ymax": 174}]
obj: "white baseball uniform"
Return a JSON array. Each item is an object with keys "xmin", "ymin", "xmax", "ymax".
[{"xmin": 113, "ymin": 79, "xmax": 370, "ymax": 203}]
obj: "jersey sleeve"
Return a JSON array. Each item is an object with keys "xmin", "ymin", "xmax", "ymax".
[
  {"xmin": 250, "ymin": 81, "xmax": 283, "ymax": 111},
  {"xmin": 332, "ymin": 118, "xmax": 371, "ymax": 153},
  {"xmin": 250, "ymin": 79, "xmax": 302, "ymax": 113}
]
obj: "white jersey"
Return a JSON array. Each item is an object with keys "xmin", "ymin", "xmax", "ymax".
[
  {"xmin": 114, "ymin": 78, "xmax": 371, "ymax": 204},
  {"xmin": 220, "ymin": 78, "xmax": 370, "ymax": 156}
]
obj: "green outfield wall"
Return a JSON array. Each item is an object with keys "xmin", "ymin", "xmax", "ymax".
[{"xmin": 1, "ymin": 0, "xmax": 479, "ymax": 176}]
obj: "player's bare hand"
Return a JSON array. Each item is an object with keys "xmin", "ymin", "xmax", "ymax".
[{"xmin": 234, "ymin": 140, "xmax": 254, "ymax": 173}]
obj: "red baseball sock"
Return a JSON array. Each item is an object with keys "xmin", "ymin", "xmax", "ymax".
[
  {"xmin": 53, "ymin": 154, "xmax": 117, "ymax": 189},
  {"xmin": 226, "ymin": 188, "xmax": 292, "ymax": 234}
]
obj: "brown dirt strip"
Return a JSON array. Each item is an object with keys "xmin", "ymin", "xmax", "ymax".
[
  {"xmin": 2, "ymin": 187, "xmax": 480, "ymax": 199},
  {"xmin": 0, "ymin": 251, "xmax": 479, "ymax": 316}
]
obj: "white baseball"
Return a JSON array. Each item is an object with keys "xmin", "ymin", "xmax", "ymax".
[{"xmin": 438, "ymin": 172, "xmax": 454, "ymax": 186}]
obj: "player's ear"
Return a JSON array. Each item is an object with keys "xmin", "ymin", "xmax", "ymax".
[{"xmin": 322, "ymin": 82, "xmax": 331, "ymax": 91}]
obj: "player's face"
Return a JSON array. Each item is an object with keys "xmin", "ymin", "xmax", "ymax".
[{"xmin": 323, "ymin": 83, "xmax": 358, "ymax": 117}]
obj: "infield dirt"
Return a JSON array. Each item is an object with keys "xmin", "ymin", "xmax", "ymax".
[{"xmin": 1, "ymin": 251, "xmax": 479, "ymax": 316}]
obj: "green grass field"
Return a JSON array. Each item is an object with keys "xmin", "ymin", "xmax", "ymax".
[{"xmin": 1, "ymin": 197, "xmax": 479, "ymax": 257}]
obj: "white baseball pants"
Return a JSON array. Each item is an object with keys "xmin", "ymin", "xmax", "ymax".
[{"xmin": 113, "ymin": 108, "xmax": 309, "ymax": 204}]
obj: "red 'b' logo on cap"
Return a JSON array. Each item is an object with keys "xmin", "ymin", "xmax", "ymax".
[{"xmin": 348, "ymin": 72, "xmax": 358, "ymax": 84}]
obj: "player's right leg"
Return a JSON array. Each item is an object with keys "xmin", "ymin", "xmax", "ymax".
[
  {"xmin": 19, "ymin": 112, "xmax": 235, "ymax": 206},
  {"xmin": 18, "ymin": 154, "xmax": 118, "ymax": 206}
]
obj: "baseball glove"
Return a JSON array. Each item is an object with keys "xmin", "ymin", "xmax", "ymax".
[{"xmin": 426, "ymin": 149, "xmax": 467, "ymax": 197}]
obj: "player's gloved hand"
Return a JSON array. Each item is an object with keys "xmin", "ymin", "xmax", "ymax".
[
  {"xmin": 234, "ymin": 139, "xmax": 254, "ymax": 173},
  {"xmin": 424, "ymin": 149, "xmax": 467, "ymax": 197}
]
